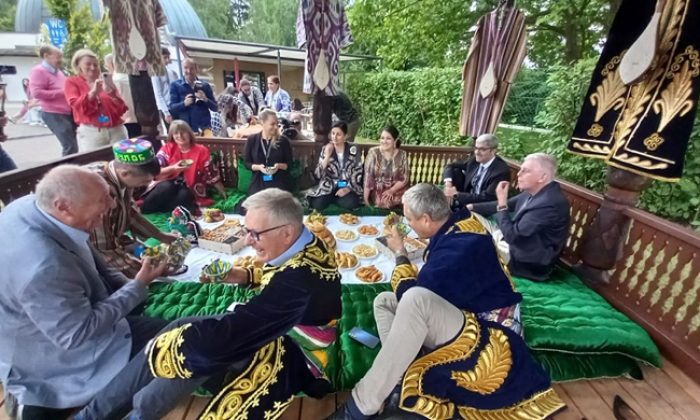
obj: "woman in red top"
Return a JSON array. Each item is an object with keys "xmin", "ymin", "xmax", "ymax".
[
  {"xmin": 141, "ymin": 120, "xmax": 226, "ymax": 214},
  {"xmin": 64, "ymin": 49, "xmax": 128, "ymax": 152}
]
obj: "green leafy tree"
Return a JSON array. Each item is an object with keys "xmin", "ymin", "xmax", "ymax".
[
  {"xmin": 235, "ymin": 0, "xmax": 298, "ymax": 46},
  {"xmin": 0, "ymin": 0, "xmax": 17, "ymax": 32},
  {"xmin": 347, "ymin": 0, "xmax": 621, "ymax": 70},
  {"xmin": 189, "ymin": 0, "xmax": 238, "ymax": 39},
  {"xmin": 44, "ymin": 0, "xmax": 111, "ymax": 72}
]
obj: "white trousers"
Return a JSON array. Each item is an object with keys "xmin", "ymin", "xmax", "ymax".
[{"xmin": 77, "ymin": 124, "xmax": 128, "ymax": 152}]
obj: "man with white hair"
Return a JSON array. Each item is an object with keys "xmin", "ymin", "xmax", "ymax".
[
  {"xmin": 169, "ymin": 58, "xmax": 217, "ymax": 135},
  {"xmin": 443, "ymin": 133, "xmax": 511, "ymax": 208},
  {"xmin": 75, "ymin": 188, "xmax": 342, "ymax": 420},
  {"xmin": 470, "ymin": 153, "xmax": 570, "ymax": 281},
  {"xmin": 328, "ymin": 183, "xmax": 563, "ymax": 420},
  {"xmin": 0, "ymin": 165, "xmax": 168, "ymax": 419}
]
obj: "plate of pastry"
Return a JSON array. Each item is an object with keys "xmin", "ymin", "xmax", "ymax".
[
  {"xmin": 352, "ymin": 244, "xmax": 378, "ymax": 259},
  {"xmin": 335, "ymin": 251, "xmax": 359, "ymax": 270},
  {"xmin": 355, "ymin": 265, "xmax": 385, "ymax": 283},
  {"xmin": 339, "ymin": 213, "xmax": 360, "ymax": 225},
  {"xmin": 357, "ymin": 224, "xmax": 380, "ymax": 237},
  {"xmin": 335, "ymin": 229, "xmax": 358, "ymax": 242}
]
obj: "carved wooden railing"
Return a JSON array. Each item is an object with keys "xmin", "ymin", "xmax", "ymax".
[{"xmin": 1, "ymin": 138, "xmax": 699, "ymax": 383}]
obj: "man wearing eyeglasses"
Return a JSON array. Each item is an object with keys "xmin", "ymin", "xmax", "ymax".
[
  {"xmin": 443, "ymin": 134, "xmax": 511, "ymax": 209},
  {"xmin": 75, "ymin": 188, "xmax": 342, "ymax": 420}
]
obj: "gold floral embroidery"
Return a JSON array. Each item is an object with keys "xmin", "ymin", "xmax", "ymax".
[
  {"xmin": 448, "ymin": 215, "xmax": 488, "ymax": 236},
  {"xmin": 571, "ymin": 142, "xmax": 612, "ymax": 155},
  {"xmin": 457, "ymin": 388, "xmax": 566, "ymax": 420},
  {"xmin": 590, "ymin": 58, "xmax": 627, "ymax": 122},
  {"xmin": 587, "ymin": 123, "xmax": 604, "ymax": 137},
  {"xmin": 400, "ymin": 312, "xmax": 481, "ymax": 419},
  {"xmin": 282, "ymin": 237, "xmax": 340, "ymax": 282},
  {"xmin": 653, "ymin": 47, "xmax": 699, "ymax": 131},
  {"xmin": 200, "ymin": 337, "xmax": 286, "ymax": 420},
  {"xmin": 643, "ymin": 133, "xmax": 666, "ymax": 151},
  {"xmin": 451, "ymin": 328, "xmax": 512, "ymax": 395},
  {"xmin": 263, "ymin": 395, "xmax": 295, "ymax": 420},
  {"xmin": 391, "ymin": 263, "xmax": 418, "ymax": 292},
  {"xmin": 148, "ymin": 323, "xmax": 193, "ymax": 379}
]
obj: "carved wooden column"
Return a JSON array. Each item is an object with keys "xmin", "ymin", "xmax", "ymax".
[
  {"xmin": 575, "ymin": 167, "xmax": 652, "ymax": 282},
  {"xmin": 129, "ymin": 72, "xmax": 161, "ymax": 149},
  {"xmin": 313, "ymin": 90, "xmax": 332, "ymax": 143}
]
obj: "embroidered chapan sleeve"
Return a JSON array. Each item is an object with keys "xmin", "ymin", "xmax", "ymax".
[
  {"xmin": 296, "ymin": 0, "xmax": 308, "ymax": 49},
  {"xmin": 391, "ymin": 255, "xmax": 418, "ymax": 299},
  {"xmin": 347, "ymin": 152, "xmax": 364, "ymax": 195},
  {"xmin": 147, "ymin": 270, "xmax": 312, "ymax": 377}
]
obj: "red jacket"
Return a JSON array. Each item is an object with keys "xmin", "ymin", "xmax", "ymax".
[{"xmin": 64, "ymin": 76, "xmax": 128, "ymax": 127}]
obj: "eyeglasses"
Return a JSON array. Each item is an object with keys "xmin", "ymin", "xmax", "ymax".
[
  {"xmin": 242, "ymin": 224, "xmax": 288, "ymax": 241},
  {"xmin": 291, "ymin": 120, "xmax": 301, "ymax": 125},
  {"xmin": 474, "ymin": 147, "xmax": 494, "ymax": 152}
]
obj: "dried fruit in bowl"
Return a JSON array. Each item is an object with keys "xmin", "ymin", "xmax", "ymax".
[{"xmin": 307, "ymin": 210, "xmax": 327, "ymax": 225}]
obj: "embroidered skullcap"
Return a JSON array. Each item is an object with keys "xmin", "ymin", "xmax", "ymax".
[{"xmin": 112, "ymin": 138, "xmax": 156, "ymax": 164}]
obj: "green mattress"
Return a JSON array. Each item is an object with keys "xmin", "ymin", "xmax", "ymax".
[{"xmin": 143, "ymin": 268, "xmax": 661, "ymax": 389}]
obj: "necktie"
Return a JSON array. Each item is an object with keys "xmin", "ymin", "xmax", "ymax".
[{"xmin": 471, "ymin": 165, "xmax": 486, "ymax": 194}]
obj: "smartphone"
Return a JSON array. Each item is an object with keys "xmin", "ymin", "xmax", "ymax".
[{"xmin": 348, "ymin": 327, "xmax": 380, "ymax": 348}]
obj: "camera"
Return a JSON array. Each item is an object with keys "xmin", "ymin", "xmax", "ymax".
[
  {"xmin": 193, "ymin": 81, "xmax": 204, "ymax": 92},
  {"xmin": 279, "ymin": 118, "xmax": 298, "ymax": 139}
]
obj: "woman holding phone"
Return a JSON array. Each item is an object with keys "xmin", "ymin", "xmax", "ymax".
[
  {"xmin": 64, "ymin": 49, "xmax": 129, "ymax": 152},
  {"xmin": 243, "ymin": 109, "xmax": 293, "ymax": 196},
  {"xmin": 306, "ymin": 121, "xmax": 363, "ymax": 210}
]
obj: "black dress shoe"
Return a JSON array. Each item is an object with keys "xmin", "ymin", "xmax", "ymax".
[{"xmin": 613, "ymin": 395, "xmax": 641, "ymax": 420}]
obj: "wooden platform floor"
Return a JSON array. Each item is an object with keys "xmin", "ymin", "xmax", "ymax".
[{"xmin": 2, "ymin": 358, "xmax": 699, "ymax": 419}]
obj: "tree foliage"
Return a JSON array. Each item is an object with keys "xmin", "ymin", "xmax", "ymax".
[
  {"xmin": 0, "ymin": 0, "xmax": 17, "ymax": 32},
  {"xmin": 44, "ymin": 0, "xmax": 111, "ymax": 72},
  {"xmin": 347, "ymin": 0, "xmax": 621, "ymax": 70},
  {"xmin": 191, "ymin": 0, "xmax": 298, "ymax": 46}
]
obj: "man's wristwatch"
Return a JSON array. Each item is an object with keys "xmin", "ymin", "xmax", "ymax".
[{"xmin": 497, "ymin": 204, "xmax": 508, "ymax": 212}]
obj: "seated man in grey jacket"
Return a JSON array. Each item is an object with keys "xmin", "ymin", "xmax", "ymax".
[
  {"xmin": 470, "ymin": 153, "xmax": 570, "ymax": 281},
  {"xmin": 0, "ymin": 165, "xmax": 168, "ymax": 420}
]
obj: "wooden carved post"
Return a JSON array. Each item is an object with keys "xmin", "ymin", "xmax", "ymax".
[
  {"xmin": 129, "ymin": 72, "xmax": 161, "ymax": 148},
  {"xmin": 313, "ymin": 90, "xmax": 332, "ymax": 143},
  {"xmin": 575, "ymin": 167, "xmax": 652, "ymax": 282}
]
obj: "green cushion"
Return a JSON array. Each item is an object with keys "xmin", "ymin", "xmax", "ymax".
[{"xmin": 237, "ymin": 157, "xmax": 253, "ymax": 193}]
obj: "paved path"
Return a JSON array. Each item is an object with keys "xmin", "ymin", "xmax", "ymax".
[{"xmin": 3, "ymin": 104, "xmax": 65, "ymax": 170}]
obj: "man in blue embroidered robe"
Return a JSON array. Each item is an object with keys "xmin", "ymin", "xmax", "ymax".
[
  {"xmin": 329, "ymin": 183, "xmax": 565, "ymax": 420},
  {"xmin": 76, "ymin": 188, "xmax": 341, "ymax": 419}
]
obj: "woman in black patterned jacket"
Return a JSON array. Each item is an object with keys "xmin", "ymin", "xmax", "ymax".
[{"xmin": 306, "ymin": 122, "xmax": 363, "ymax": 210}]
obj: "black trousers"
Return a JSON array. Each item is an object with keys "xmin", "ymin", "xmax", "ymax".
[
  {"xmin": 308, "ymin": 191, "xmax": 361, "ymax": 211},
  {"xmin": 141, "ymin": 180, "xmax": 196, "ymax": 214}
]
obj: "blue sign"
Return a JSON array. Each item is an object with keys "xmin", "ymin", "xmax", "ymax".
[{"xmin": 46, "ymin": 18, "xmax": 68, "ymax": 49}]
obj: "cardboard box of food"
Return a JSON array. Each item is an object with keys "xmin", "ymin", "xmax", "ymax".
[
  {"xmin": 198, "ymin": 221, "xmax": 247, "ymax": 254},
  {"xmin": 375, "ymin": 236, "xmax": 428, "ymax": 261}
]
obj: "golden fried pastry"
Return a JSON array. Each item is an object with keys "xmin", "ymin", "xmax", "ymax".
[
  {"xmin": 200, "ymin": 220, "xmax": 243, "ymax": 242},
  {"xmin": 336, "ymin": 230, "xmax": 358, "ymax": 241},
  {"xmin": 339, "ymin": 213, "xmax": 360, "ymax": 225},
  {"xmin": 356, "ymin": 265, "xmax": 383, "ymax": 283},
  {"xmin": 358, "ymin": 225, "xmax": 379, "ymax": 236},
  {"xmin": 306, "ymin": 221, "xmax": 336, "ymax": 249},
  {"xmin": 352, "ymin": 244, "xmax": 378, "ymax": 258},
  {"xmin": 203, "ymin": 208, "xmax": 225, "ymax": 223},
  {"xmin": 233, "ymin": 255, "xmax": 263, "ymax": 269},
  {"xmin": 307, "ymin": 210, "xmax": 327, "ymax": 225},
  {"xmin": 404, "ymin": 237, "xmax": 428, "ymax": 252},
  {"xmin": 335, "ymin": 251, "xmax": 358, "ymax": 269}
]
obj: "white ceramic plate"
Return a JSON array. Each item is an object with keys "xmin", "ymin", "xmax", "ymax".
[
  {"xmin": 352, "ymin": 244, "xmax": 379, "ymax": 260},
  {"xmin": 335, "ymin": 230, "xmax": 359, "ymax": 242},
  {"xmin": 357, "ymin": 225, "xmax": 381, "ymax": 238},
  {"xmin": 354, "ymin": 266, "xmax": 385, "ymax": 283}
]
